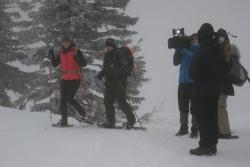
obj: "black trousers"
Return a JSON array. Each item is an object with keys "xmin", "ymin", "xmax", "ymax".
[
  {"xmin": 60, "ymin": 79, "xmax": 85, "ymax": 123},
  {"xmin": 104, "ymin": 78, "xmax": 135, "ymax": 125},
  {"xmin": 178, "ymin": 83, "xmax": 197, "ymax": 129},
  {"xmin": 192, "ymin": 96, "xmax": 219, "ymax": 148}
]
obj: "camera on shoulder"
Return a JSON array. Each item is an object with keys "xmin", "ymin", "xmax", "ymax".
[{"xmin": 168, "ymin": 28, "xmax": 192, "ymax": 49}]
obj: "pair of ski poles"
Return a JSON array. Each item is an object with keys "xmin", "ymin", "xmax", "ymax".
[{"xmin": 100, "ymin": 77, "xmax": 145, "ymax": 129}]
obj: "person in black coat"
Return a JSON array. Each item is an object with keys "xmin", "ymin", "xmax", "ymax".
[
  {"xmin": 97, "ymin": 38, "xmax": 136, "ymax": 129},
  {"xmin": 189, "ymin": 23, "xmax": 227, "ymax": 156}
]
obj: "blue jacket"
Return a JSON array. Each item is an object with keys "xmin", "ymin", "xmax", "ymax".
[{"xmin": 174, "ymin": 44, "xmax": 199, "ymax": 83}]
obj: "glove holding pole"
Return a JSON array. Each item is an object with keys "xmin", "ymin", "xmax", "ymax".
[{"xmin": 96, "ymin": 38, "xmax": 144, "ymax": 129}]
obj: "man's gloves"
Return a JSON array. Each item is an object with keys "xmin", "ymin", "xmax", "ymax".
[
  {"xmin": 74, "ymin": 50, "xmax": 87, "ymax": 67},
  {"xmin": 48, "ymin": 49, "xmax": 54, "ymax": 59},
  {"xmin": 96, "ymin": 71, "xmax": 105, "ymax": 80}
]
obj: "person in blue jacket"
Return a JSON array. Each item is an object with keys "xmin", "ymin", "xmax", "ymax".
[{"xmin": 173, "ymin": 33, "xmax": 199, "ymax": 138}]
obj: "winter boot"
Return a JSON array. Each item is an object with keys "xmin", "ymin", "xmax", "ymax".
[
  {"xmin": 190, "ymin": 126, "xmax": 199, "ymax": 138},
  {"xmin": 124, "ymin": 117, "xmax": 136, "ymax": 129},
  {"xmin": 190, "ymin": 147, "xmax": 211, "ymax": 156},
  {"xmin": 176, "ymin": 124, "xmax": 188, "ymax": 136},
  {"xmin": 74, "ymin": 110, "xmax": 86, "ymax": 122},
  {"xmin": 52, "ymin": 119, "xmax": 72, "ymax": 127},
  {"xmin": 123, "ymin": 120, "xmax": 135, "ymax": 130},
  {"xmin": 100, "ymin": 122, "xmax": 116, "ymax": 129},
  {"xmin": 210, "ymin": 145, "xmax": 217, "ymax": 155}
]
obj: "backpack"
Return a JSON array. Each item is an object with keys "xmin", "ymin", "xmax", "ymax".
[
  {"xmin": 227, "ymin": 54, "xmax": 249, "ymax": 87},
  {"xmin": 214, "ymin": 28, "xmax": 250, "ymax": 86},
  {"xmin": 118, "ymin": 46, "xmax": 135, "ymax": 76}
]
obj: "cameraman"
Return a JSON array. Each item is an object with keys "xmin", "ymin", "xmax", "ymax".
[{"xmin": 173, "ymin": 33, "xmax": 199, "ymax": 138}]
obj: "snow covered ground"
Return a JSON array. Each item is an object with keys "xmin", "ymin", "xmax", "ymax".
[
  {"xmin": 0, "ymin": 105, "xmax": 249, "ymax": 167},
  {"xmin": 1, "ymin": 0, "xmax": 250, "ymax": 167}
]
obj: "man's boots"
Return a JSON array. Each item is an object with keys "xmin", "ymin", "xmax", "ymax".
[
  {"xmin": 176, "ymin": 124, "xmax": 188, "ymax": 136},
  {"xmin": 190, "ymin": 126, "xmax": 199, "ymax": 138},
  {"xmin": 190, "ymin": 147, "xmax": 211, "ymax": 156}
]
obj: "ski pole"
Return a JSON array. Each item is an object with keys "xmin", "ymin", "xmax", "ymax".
[
  {"xmin": 100, "ymin": 78, "xmax": 144, "ymax": 128},
  {"xmin": 47, "ymin": 42, "xmax": 53, "ymax": 122},
  {"xmin": 115, "ymin": 77, "xmax": 145, "ymax": 129},
  {"xmin": 126, "ymin": 94, "xmax": 144, "ymax": 129},
  {"xmin": 80, "ymin": 68, "xmax": 94, "ymax": 122},
  {"xmin": 48, "ymin": 60, "xmax": 53, "ymax": 122}
]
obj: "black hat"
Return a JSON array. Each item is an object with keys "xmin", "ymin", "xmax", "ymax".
[
  {"xmin": 105, "ymin": 38, "xmax": 116, "ymax": 48},
  {"xmin": 62, "ymin": 35, "xmax": 72, "ymax": 42},
  {"xmin": 198, "ymin": 23, "xmax": 214, "ymax": 42},
  {"xmin": 191, "ymin": 33, "xmax": 198, "ymax": 39}
]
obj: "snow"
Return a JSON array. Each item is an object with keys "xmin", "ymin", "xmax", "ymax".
[
  {"xmin": 86, "ymin": 64, "xmax": 100, "ymax": 71},
  {"xmin": 6, "ymin": 60, "xmax": 40, "ymax": 73},
  {"xmin": 1, "ymin": 0, "xmax": 250, "ymax": 166},
  {"xmin": 89, "ymin": 88, "xmax": 104, "ymax": 98},
  {"xmin": 5, "ymin": 90, "xmax": 21, "ymax": 103},
  {"xmin": 0, "ymin": 104, "xmax": 250, "ymax": 167},
  {"xmin": 27, "ymin": 41, "xmax": 46, "ymax": 49},
  {"xmin": 6, "ymin": 2, "xmax": 32, "ymax": 22}
]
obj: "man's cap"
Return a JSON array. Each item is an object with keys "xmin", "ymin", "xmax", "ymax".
[{"xmin": 105, "ymin": 38, "xmax": 116, "ymax": 48}]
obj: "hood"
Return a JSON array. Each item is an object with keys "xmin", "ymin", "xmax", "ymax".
[{"xmin": 198, "ymin": 23, "xmax": 215, "ymax": 43}]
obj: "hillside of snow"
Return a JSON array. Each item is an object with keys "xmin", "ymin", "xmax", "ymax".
[
  {"xmin": 0, "ymin": 106, "xmax": 250, "ymax": 167},
  {"xmin": 1, "ymin": 0, "xmax": 250, "ymax": 167}
]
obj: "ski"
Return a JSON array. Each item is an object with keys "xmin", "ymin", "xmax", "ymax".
[
  {"xmin": 77, "ymin": 118, "xmax": 95, "ymax": 125},
  {"xmin": 97, "ymin": 123, "xmax": 146, "ymax": 131},
  {"xmin": 96, "ymin": 123, "xmax": 124, "ymax": 129},
  {"xmin": 131, "ymin": 126, "xmax": 147, "ymax": 131},
  {"xmin": 229, "ymin": 135, "xmax": 239, "ymax": 139},
  {"xmin": 219, "ymin": 135, "xmax": 239, "ymax": 139},
  {"xmin": 52, "ymin": 123, "xmax": 74, "ymax": 128},
  {"xmin": 122, "ymin": 122, "xmax": 147, "ymax": 131},
  {"xmin": 51, "ymin": 121, "xmax": 146, "ymax": 130}
]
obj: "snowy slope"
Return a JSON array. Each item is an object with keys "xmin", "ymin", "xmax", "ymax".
[
  {"xmin": 1, "ymin": 0, "xmax": 250, "ymax": 167},
  {"xmin": 1, "ymin": 106, "xmax": 250, "ymax": 167}
]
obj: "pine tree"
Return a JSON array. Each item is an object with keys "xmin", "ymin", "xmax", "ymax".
[
  {"xmin": 24, "ymin": 0, "xmax": 148, "ymax": 121},
  {"xmin": 0, "ymin": 0, "xmax": 39, "ymax": 108}
]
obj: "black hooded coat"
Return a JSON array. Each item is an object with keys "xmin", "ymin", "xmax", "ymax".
[{"xmin": 189, "ymin": 23, "xmax": 226, "ymax": 96}]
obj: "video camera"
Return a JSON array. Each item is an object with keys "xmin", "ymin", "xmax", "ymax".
[{"xmin": 168, "ymin": 28, "xmax": 192, "ymax": 49}]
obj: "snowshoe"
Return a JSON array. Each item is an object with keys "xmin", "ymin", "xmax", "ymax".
[
  {"xmin": 80, "ymin": 119, "xmax": 95, "ymax": 125},
  {"xmin": 52, "ymin": 120, "xmax": 73, "ymax": 128},
  {"xmin": 219, "ymin": 133, "xmax": 239, "ymax": 139},
  {"xmin": 97, "ymin": 123, "xmax": 123, "ymax": 129},
  {"xmin": 122, "ymin": 122, "xmax": 147, "ymax": 131},
  {"xmin": 122, "ymin": 122, "xmax": 134, "ymax": 129},
  {"xmin": 130, "ymin": 126, "xmax": 147, "ymax": 131}
]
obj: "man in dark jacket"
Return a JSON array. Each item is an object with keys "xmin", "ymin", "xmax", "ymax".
[
  {"xmin": 173, "ymin": 34, "xmax": 199, "ymax": 138},
  {"xmin": 97, "ymin": 38, "xmax": 136, "ymax": 129},
  {"xmin": 189, "ymin": 23, "xmax": 226, "ymax": 155}
]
